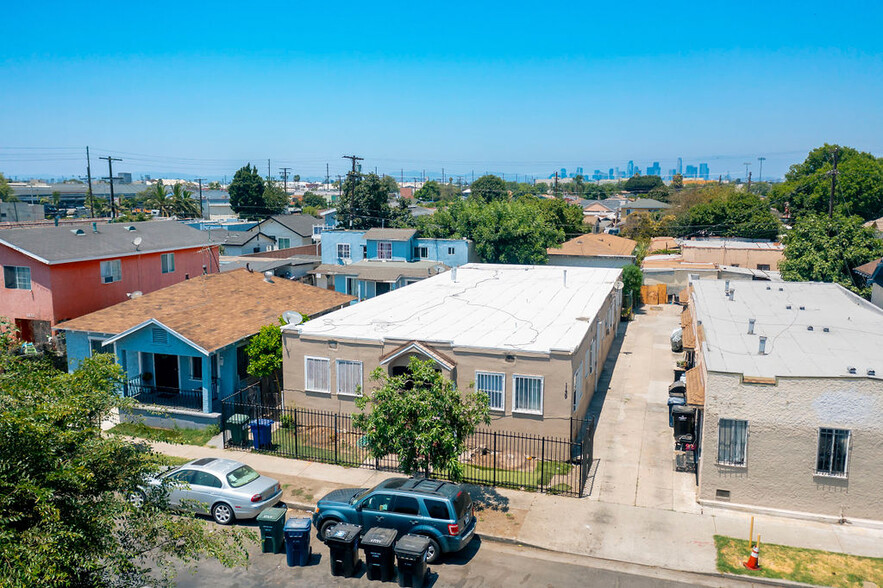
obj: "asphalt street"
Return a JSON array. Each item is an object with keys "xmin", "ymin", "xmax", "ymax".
[{"xmin": 173, "ymin": 532, "xmax": 737, "ymax": 588}]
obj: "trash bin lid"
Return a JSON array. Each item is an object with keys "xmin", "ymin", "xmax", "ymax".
[
  {"xmin": 249, "ymin": 418, "xmax": 274, "ymax": 427},
  {"xmin": 228, "ymin": 413, "xmax": 250, "ymax": 425},
  {"xmin": 361, "ymin": 527, "xmax": 397, "ymax": 548},
  {"xmin": 327, "ymin": 523, "xmax": 361, "ymax": 543},
  {"xmin": 667, "ymin": 396, "xmax": 686, "ymax": 407},
  {"xmin": 395, "ymin": 534, "xmax": 431, "ymax": 556},
  {"xmin": 256, "ymin": 507, "xmax": 287, "ymax": 522},
  {"xmin": 284, "ymin": 518, "xmax": 312, "ymax": 532}
]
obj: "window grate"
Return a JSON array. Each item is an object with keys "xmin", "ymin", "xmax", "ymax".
[{"xmin": 476, "ymin": 371, "xmax": 504, "ymax": 411}]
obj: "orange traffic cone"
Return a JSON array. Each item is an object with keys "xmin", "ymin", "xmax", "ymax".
[{"xmin": 743, "ymin": 543, "xmax": 760, "ymax": 570}]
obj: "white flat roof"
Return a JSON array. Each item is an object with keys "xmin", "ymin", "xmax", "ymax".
[
  {"xmin": 683, "ymin": 239, "xmax": 783, "ymax": 251},
  {"xmin": 692, "ymin": 280, "xmax": 883, "ymax": 379},
  {"xmin": 291, "ymin": 263, "xmax": 622, "ymax": 354}
]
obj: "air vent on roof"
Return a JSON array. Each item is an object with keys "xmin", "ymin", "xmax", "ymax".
[
  {"xmin": 748, "ymin": 319, "xmax": 756, "ymax": 334},
  {"xmin": 778, "ymin": 287, "xmax": 784, "ymax": 292},
  {"xmin": 152, "ymin": 328, "xmax": 168, "ymax": 345},
  {"xmin": 758, "ymin": 336, "xmax": 767, "ymax": 355},
  {"xmin": 807, "ymin": 325, "xmax": 813, "ymax": 331},
  {"xmin": 766, "ymin": 286, "xmax": 771, "ymax": 290},
  {"xmin": 71, "ymin": 228, "xmax": 85, "ymax": 235},
  {"xmin": 786, "ymin": 305, "xmax": 792, "ymax": 310},
  {"xmin": 868, "ymin": 369, "xmax": 876, "ymax": 376},
  {"xmin": 847, "ymin": 366, "xmax": 857, "ymax": 375},
  {"xmin": 823, "ymin": 327, "xmax": 830, "ymax": 333},
  {"xmin": 799, "ymin": 306, "xmax": 806, "ymax": 311}
]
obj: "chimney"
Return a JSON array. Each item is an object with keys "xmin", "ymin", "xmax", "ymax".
[
  {"xmin": 748, "ymin": 319, "xmax": 755, "ymax": 334},
  {"xmin": 758, "ymin": 336, "xmax": 767, "ymax": 354}
]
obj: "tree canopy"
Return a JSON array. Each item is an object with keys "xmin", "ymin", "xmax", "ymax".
[
  {"xmin": 780, "ymin": 213, "xmax": 883, "ymax": 295},
  {"xmin": 414, "ymin": 180, "xmax": 441, "ymax": 202},
  {"xmin": 0, "ymin": 353, "xmax": 251, "ymax": 587},
  {"xmin": 623, "ymin": 175, "xmax": 665, "ymax": 194},
  {"xmin": 0, "ymin": 172, "xmax": 17, "ymax": 202},
  {"xmin": 229, "ymin": 164, "xmax": 280, "ymax": 220},
  {"xmin": 337, "ymin": 172, "xmax": 395, "ymax": 229},
  {"xmin": 670, "ymin": 187, "xmax": 781, "ymax": 240},
  {"xmin": 469, "ymin": 175, "xmax": 508, "ymax": 202},
  {"xmin": 353, "ymin": 358, "xmax": 489, "ymax": 481},
  {"xmin": 621, "ymin": 264, "xmax": 643, "ymax": 306},
  {"xmin": 769, "ymin": 144, "xmax": 883, "ymax": 221},
  {"xmin": 302, "ymin": 191, "xmax": 327, "ymax": 208}
]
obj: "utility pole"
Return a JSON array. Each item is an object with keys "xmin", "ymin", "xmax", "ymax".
[
  {"xmin": 85, "ymin": 146, "xmax": 94, "ymax": 218},
  {"xmin": 267, "ymin": 159, "xmax": 271, "ymax": 180},
  {"xmin": 279, "ymin": 167, "xmax": 290, "ymax": 194},
  {"xmin": 828, "ymin": 149, "xmax": 839, "ymax": 219},
  {"xmin": 743, "ymin": 162, "xmax": 751, "ymax": 181},
  {"xmin": 195, "ymin": 178, "xmax": 206, "ymax": 219},
  {"xmin": 341, "ymin": 155, "xmax": 363, "ymax": 209},
  {"xmin": 746, "ymin": 171, "xmax": 752, "ymax": 192},
  {"xmin": 442, "ymin": 168, "xmax": 445, "ymax": 184},
  {"xmin": 99, "ymin": 156, "xmax": 122, "ymax": 219},
  {"xmin": 757, "ymin": 156, "xmax": 766, "ymax": 182},
  {"xmin": 342, "ymin": 155, "xmax": 363, "ymax": 174},
  {"xmin": 554, "ymin": 171, "xmax": 559, "ymax": 198},
  {"xmin": 325, "ymin": 163, "xmax": 330, "ymax": 189}
]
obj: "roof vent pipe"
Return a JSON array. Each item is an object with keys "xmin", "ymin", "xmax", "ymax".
[
  {"xmin": 451, "ymin": 267, "xmax": 457, "ymax": 282},
  {"xmin": 264, "ymin": 271, "xmax": 274, "ymax": 283},
  {"xmin": 748, "ymin": 319, "xmax": 755, "ymax": 334},
  {"xmin": 725, "ymin": 280, "xmax": 730, "ymax": 293},
  {"xmin": 758, "ymin": 336, "xmax": 767, "ymax": 355},
  {"xmin": 728, "ymin": 289, "xmax": 735, "ymax": 301},
  {"xmin": 563, "ymin": 269, "xmax": 567, "ymax": 288}
]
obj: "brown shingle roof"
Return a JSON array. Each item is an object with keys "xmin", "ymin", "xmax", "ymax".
[
  {"xmin": 686, "ymin": 366, "xmax": 704, "ymax": 406},
  {"xmin": 547, "ymin": 234, "xmax": 637, "ymax": 257},
  {"xmin": 854, "ymin": 257, "xmax": 882, "ymax": 279},
  {"xmin": 56, "ymin": 269, "xmax": 354, "ymax": 352}
]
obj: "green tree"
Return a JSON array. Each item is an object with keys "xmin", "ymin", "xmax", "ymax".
[
  {"xmin": 207, "ymin": 181, "xmax": 221, "ymax": 190},
  {"xmin": 246, "ymin": 324, "xmax": 283, "ymax": 398},
  {"xmin": 337, "ymin": 173, "xmax": 393, "ymax": 229},
  {"xmin": 228, "ymin": 164, "xmax": 267, "ymax": 220},
  {"xmin": 292, "ymin": 174, "xmax": 300, "ymax": 182},
  {"xmin": 0, "ymin": 172, "xmax": 18, "ymax": 202},
  {"xmin": 623, "ymin": 175, "xmax": 665, "ymax": 194},
  {"xmin": 414, "ymin": 180, "xmax": 441, "ymax": 202},
  {"xmin": 0, "ymin": 316, "xmax": 18, "ymax": 352},
  {"xmin": 780, "ymin": 213, "xmax": 883, "ymax": 295},
  {"xmin": 671, "ymin": 173, "xmax": 684, "ymax": 190},
  {"xmin": 0, "ymin": 354, "xmax": 252, "ymax": 587},
  {"xmin": 530, "ymin": 196, "xmax": 585, "ymax": 239},
  {"xmin": 647, "ymin": 185, "xmax": 671, "ymax": 203},
  {"xmin": 261, "ymin": 180, "xmax": 289, "ymax": 217},
  {"xmin": 621, "ymin": 264, "xmax": 643, "ymax": 306},
  {"xmin": 469, "ymin": 174, "xmax": 508, "ymax": 202},
  {"xmin": 353, "ymin": 357, "xmax": 489, "ymax": 481},
  {"xmin": 170, "ymin": 183, "xmax": 200, "ymax": 218},
  {"xmin": 302, "ymin": 191, "xmax": 327, "ymax": 208},
  {"xmin": 380, "ymin": 175, "xmax": 399, "ymax": 195},
  {"xmin": 145, "ymin": 181, "xmax": 174, "ymax": 216},
  {"xmin": 770, "ymin": 144, "xmax": 883, "ymax": 221},
  {"xmin": 673, "ymin": 189, "xmax": 781, "ymax": 240}
]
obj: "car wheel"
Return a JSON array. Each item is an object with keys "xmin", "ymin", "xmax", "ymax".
[
  {"xmin": 128, "ymin": 491, "xmax": 145, "ymax": 509},
  {"xmin": 422, "ymin": 536, "xmax": 441, "ymax": 564},
  {"xmin": 211, "ymin": 502, "xmax": 234, "ymax": 525},
  {"xmin": 319, "ymin": 518, "xmax": 340, "ymax": 540}
]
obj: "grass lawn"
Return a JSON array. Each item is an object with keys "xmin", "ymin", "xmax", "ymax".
[
  {"xmin": 461, "ymin": 460, "xmax": 573, "ymax": 491},
  {"xmin": 158, "ymin": 454, "xmax": 192, "ymax": 467},
  {"xmin": 109, "ymin": 422, "xmax": 219, "ymax": 446},
  {"xmin": 715, "ymin": 535, "xmax": 883, "ymax": 588},
  {"xmin": 271, "ymin": 427, "xmax": 364, "ymax": 465}
]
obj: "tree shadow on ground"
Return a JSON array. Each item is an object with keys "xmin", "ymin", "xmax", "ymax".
[{"xmin": 463, "ymin": 484, "xmax": 509, "ymax": 513}]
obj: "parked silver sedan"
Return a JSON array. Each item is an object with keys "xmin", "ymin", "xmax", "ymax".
[{"xmin": 131, "ymin": 457, "xmax": 283, "ymax": 525}]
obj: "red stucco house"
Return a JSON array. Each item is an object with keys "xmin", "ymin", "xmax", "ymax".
[{"xmin": 0, "ymin": 220, "xmax": 219, "ymax": 342}]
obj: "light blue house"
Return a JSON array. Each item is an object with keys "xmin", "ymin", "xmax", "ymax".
[
  {"xmin": 56, "ymin": 269, "xmax": 354, "ymax": 429},
  {"xmin": 311, "ymin": 228, "xmax": 476, "ymax": 300}
]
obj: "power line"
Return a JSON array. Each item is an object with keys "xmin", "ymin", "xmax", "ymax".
[{"xmin": 99, "ymin": 155, "xmax": 122, "ymax": 219}]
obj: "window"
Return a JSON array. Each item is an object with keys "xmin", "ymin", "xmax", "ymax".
[
  {"xmin": 573, "ymin": 363, "xmax": 583, "ymax": 411},
  {"xmin": 414, "ymin": 246, "xmax": 428, "ymax": 259},
  {"xmin": 589, "ymin": 336, "xmax": 597, "ymax": 374},
  {"xmin": 717, "ymin": 419, "xmax": 748, "ymax": 466},
  {"xmin": 362, "ymin": 493, "xmax": 394, "ymax": 512},
  {"xmin": 513, "ymin": 375, "xmax": 543, "ymax": 414},
  {"xmin": 816, "ymin": 428, "xmax": 850, "ymax": 477},
  {"xmin": 191, "ymin": 357, "xmax": 203, "ymax": 380},
  {"xmin": 312, "ymin": 225, "xmax": 324, "ymax": 238},
  {"xmin": 362, "ymin": 245, "xmax": 367, "ymax": 257},
  {"xmin": 447, "ymin": 246, "xmax": 455, "ymax": 255},
  {"xmin": 391, "ymin": 495, "xmax": 420, "ymax": 515},
  {"xmin": 226, "ymin": 465, "xmax": 260, "ymax": 488},
  {"xmin": 757, "ymin": 264, "xmax": 771, "ymax": 271},
  {"xmin": 336, "ymin": 360, "xmax": 363, "ymax": 396},
  {"xmin": 277, "ymin": 237, "xmax": 291, "ymax": 249},
  {"xmin": 475, "ymin": 371, "xmax": 504, "ymax": 411},
  {"xmin": 89, "ymin": 338, "xmax": 106, "ymax": 356},
  {"xmin": 161, "ymin": 253, "xmax": 175, "ymax": 274},
  {"xmin": 236, "ymin": 345, "xmax": 248, "ymax": 380},
  {"xmin": 3, "ymin": 266, "xmax": 31, "ymax": 290},
  {"xmin": 345, "ymin": 277, "xmax": 357, "ymax": 297},
  {"xmin": 191, "ymin": 471, "xmax": 222, "ymax": 488},
  {"xmin": 424, "ymin": 499, "xmax": 451, "ymax": 520},
  {"xmin": 100, "ymin": 259, "xmax": 122, "ymax": 283},
  {"xmin": 337, "ymin": 243, "xmax": 351, "ymax": 259},
  {"xmin": 378, "ymin": 241, "xmax": 393, "ymax": 259},
  {"xmin": 305, "ymin": 356, "xmax": 331, "ymax": 392}
]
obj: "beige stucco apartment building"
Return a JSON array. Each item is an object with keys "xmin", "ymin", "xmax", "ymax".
[
  {"xmin": 685, "ymin": 280, "xmax": 883, "ymax": 522},
  {"xmin": 282, "ymin": 264, "xmax": 623, "ymax": 439},
  {"xmin": 681, "ymin": 238, "xmax": 784, "ymax": 270}
]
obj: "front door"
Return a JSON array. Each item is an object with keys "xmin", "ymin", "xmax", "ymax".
[
  {"xmin": 154, "ymin": 354, "xmax": 179, "ymax": 391},
  {"xmin": 375, "ymin": 282, "xmax": 391, "ymax": 296}
]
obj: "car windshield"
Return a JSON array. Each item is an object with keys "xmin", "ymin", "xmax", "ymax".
[{"xmin": 226, "ymin": 465, "xmax": 260, "ymax": 488}]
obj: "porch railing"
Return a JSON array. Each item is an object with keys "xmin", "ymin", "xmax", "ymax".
[{"xmin": 123, "ymin": 377, "xmax": 205, "ymax": 412}]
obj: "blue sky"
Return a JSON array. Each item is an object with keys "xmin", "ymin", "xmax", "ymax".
[{"xmin": 2, "ymin": 1, "xmax": 882, "ymax": 181}]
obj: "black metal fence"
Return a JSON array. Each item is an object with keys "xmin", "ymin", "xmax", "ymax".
[
  {"xmin": 124, "ymin": 377, "xmax": 204, "ymax": 412},
  {"xmin": 221, "ymin": 400, "xmax": 595, "ymax": 498}
]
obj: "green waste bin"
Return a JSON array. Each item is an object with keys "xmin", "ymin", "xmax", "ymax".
[
  {"xmin": 257, "ymin": 507, "xmax": 287, "ymax": 554},
  {"xmin": 228, "ymin": 414, "xmax": 250, "ymax": 446}
]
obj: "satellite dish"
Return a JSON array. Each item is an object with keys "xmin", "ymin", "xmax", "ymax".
[
  {"xmin": 614, "ymin": 280, "xmax": 624, "ymax": 290},
  {"xmin": 133, "ymin": 236, "xmax": 143, "ymax": 249},
  {"xmin": 281, "ymin": 311, "xmax": 304, "ymax": 325}
]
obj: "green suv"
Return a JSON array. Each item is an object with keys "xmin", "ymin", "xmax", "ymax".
[{"xmin": 312, "ymin": 477, "xmax": 476, "ymax": 563}]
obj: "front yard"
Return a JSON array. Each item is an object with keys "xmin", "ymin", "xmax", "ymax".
[{"xmin": 109, "ymin": 422, "xmax": 219, "ymax": 446}]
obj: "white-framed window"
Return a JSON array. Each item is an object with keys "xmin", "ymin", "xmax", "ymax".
[
  {"xmin": 512, "ymin": 375, "xmax": 543, "ymax": 415},
  {"xmin": 589, "ymin": 336, "xmax": 597, "ymax": 374},
  {"xmin": 573, "ymin": 363, "xmax": 583, "ymax": 411},
  {"xmin": 378, "ymin": 241, "xmax": 393, "ymax": 259},
  {"xmin": 3, "ymin": 265, "xmax": 31, "ymax": 290},
  {"xmin": 414, "ymin": 246, "xmax": 428, "ymax": 259},
  {"xmin": 277, "ymin": 237, "xmax": 291, "ymax": 249},
  {"xmin": 304, "ymin": 356, "xmax": 331, "ymax": 393},
  {"xmin": 476, "ymin": 371, "xmax": 505, "ymax": 411},
  {"xmin": 345, "ymin": 277, "xmax": 357, "ymax": 297},
  {"xmin": 191, "ymin": 356, "xmax": 203, "ymax": 380},
  {"xmin": 88, "ymin": 337, "xmax": 107, "ymax": 356},
  {"xmin": 447, "ymin": 246, "xmax": 455, "ymax": 255},
  {"xmin": 816, "ymin": 428, "xmax": 850, "ymax": 477},
  {"xmin": 336, "ymin": 360, "xmax": 363, "ymax": 396},
  {"xmin": 337, "ymin": 243, "xmax": 351, "ymax": 259},
  {"xmin": 161, "ymin": 253, "xmax": 175, "ymax": 274},
  {"xmin": 717, "ymin": 419, "xmax": 748, "ymax": 466},
  {"xmin": 100, "ymin": 259, "xmax": 122, "ymax": 283},
  {"xmin": 312, "ymin": 225, "xmax": 324, "ymax": 238}
]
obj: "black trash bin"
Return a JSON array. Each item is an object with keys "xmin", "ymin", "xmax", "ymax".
[
  {"xmin": 361, "ymin": 527, "xmax": 397, "ymax": 581},
  {"xmin": 326, "ymin": 523, "xmax": 361, "ymax": 577},
  {"xmin": 394, "ymin": 534, "xmax": 431, "ymax": 588},
  {"xmin": 257, "ymin": 507, "xmax": 287, "ymax": 554},
  {"xmin": 284, "ymin": 518, "xmax": 312, "ymax": 567}
]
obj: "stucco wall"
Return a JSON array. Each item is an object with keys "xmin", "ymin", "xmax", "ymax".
[
  {"xmin": 0, "ymin": 244, "xmax": 55, "ymax": 323},
  {"xmin": 698, "ymin": 372, "xmax": 883, "ymax": 520},
  {"xmin": 682, "ymin": 246, "xmax": 784, "ymax": 270},
  {"xmin": 546, "ymin": 255, "xmax": 636, "ymax": 269}
]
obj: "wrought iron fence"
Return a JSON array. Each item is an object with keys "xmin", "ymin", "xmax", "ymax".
[
  {"xmin": 124, "ymin": 377, "xmax": 204, "ymax": 412},
  {"xmin": 221, "ymin": 400, "xmax": 595, "ymax": 498}
]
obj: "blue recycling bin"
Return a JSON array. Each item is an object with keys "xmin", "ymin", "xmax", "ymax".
[
  {"xmin": 667, "ymin": 396, "xmax": 686, "ymax": 427},
  {"xmin": 284, "ymin": 518, "xmax": 313, "ymax": 567},
  {"xmin": 249, "ymin": 418, "xmax": 273, "ymax": 450}
]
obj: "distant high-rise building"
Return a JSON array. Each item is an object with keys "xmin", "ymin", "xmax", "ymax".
[
  {"xmin": 627, "ymin": 160, "xmax": 634, "ymax": 176},
  {"xmin": 592, "ymin": 169, "xmax": 603, "ymax": 181},
  {"xmin": 560, "ymin": 168, "xmax": 567, "ymax": 178},
  {"xmin": 615, "ymin": 167, "xmax": 620, "ymax": 178},
  {"xmin": 667, "ymin": 169, "xmax": 677, "ymax": 180},
  {"xmin": 677, "ymin": 157, "xmax": 683, "ymax": 175},
  {"xmin": 685, "ymin": 165, "xmax": 698, "ymax": 178},
  {"xmin": 608, "ymin": 168, "xmax": 614, "ymax": 180},
  {"xmin": 576, "ymin": 167, "xmax": 584, "ymax": 177},
  {"xmin": 645, "ymin": 162, "xmax": 661, "ymax": 177},
  {"xmin": 699, "ymin": 163, "xmax": 709, "ymax": 180}
]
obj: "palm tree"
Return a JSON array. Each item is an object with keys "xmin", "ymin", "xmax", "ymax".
[
  {"xmin": 170, "ymin": 183, "xmax": 200, "ymax": 218},
  {"xmin": 146, "ymin": 181, "xmax": 173, "ymax": 216}
]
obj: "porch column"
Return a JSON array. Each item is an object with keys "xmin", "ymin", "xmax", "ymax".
[{"xmin": 201, "ymin": 353, "xmax": 212, "ymax": 414}]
